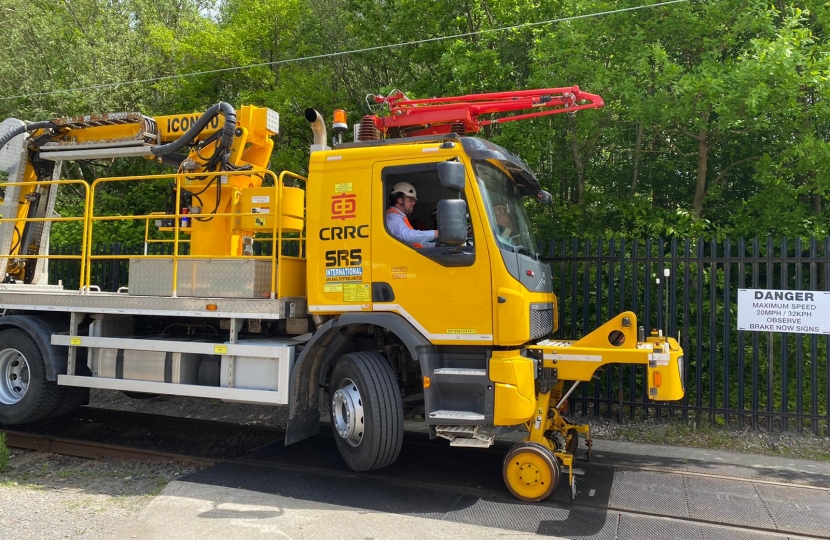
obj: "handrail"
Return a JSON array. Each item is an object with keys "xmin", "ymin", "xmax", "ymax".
[
  {"xmin": 0, "ymin": 179, "xmax": 90, "ymax": 289},
  {"xmin": 86, "ymin": 169, "xmax": 305, "ymax": 298}
]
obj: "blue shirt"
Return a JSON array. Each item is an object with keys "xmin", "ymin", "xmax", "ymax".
[{"xmin": 385, "ymin": 207, "xmax": 436, "ymax": 247}]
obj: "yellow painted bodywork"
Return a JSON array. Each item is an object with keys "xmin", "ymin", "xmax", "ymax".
[
  {"xmin": 490, "ymin": 350, "xmax": 537, "ymax": 425},
  {"xmin": 305, "ymin": 143, "xmax": 495, "ymax": 345}
]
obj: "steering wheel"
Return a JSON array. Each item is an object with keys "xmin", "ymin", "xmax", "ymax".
[{"xmin": 464, "ymin": 227, "xmax": 474, "ymax": 247}]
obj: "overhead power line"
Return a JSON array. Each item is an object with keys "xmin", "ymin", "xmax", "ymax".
[{"xmin": 0, "ymin": 0, "xmax": 688, "ymax": 103}]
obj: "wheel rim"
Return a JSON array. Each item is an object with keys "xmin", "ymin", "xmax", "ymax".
[
  {"xmin": 0, "ymin": 347, "xmax": 30, "ymax": 405},
  {"xmin": 503, "ymin": 443, "xmax": 559, "ymax": 502},
  {"xmin": 332, "ymin": 377, "xmax": 365, "ymax": 447}
]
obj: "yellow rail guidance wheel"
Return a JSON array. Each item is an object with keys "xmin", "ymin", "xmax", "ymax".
[{"xmin": 502, "ymin": 442, "xmax": 561, "ymax": 502}]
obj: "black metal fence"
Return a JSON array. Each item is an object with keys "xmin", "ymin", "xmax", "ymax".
[
  {"xmin": 49, "ymin": 237, "xmax": 830, "ymax": 435},
  {"xmin": 542, "ymin": 237, "xmax": 829, "ymax": 435}
]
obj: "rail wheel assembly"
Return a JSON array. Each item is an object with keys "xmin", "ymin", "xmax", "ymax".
[
  {"xmin": 503, "ymin": 442, "xmax": 561, "ymax": 502},
  {"xmin": 501, "ymin": 383, "xmax": 592, "ymax": 502}
]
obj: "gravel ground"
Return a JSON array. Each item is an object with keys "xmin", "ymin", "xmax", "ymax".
[
  {"xmin": 1, "ymin": 389, "xmax": 828, "ymax": 539},
  {"xmin": 0, "ymin": 449, "xmax": 196, "ymax": 540}
]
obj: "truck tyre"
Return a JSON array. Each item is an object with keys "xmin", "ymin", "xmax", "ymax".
[
  {"xmin": 329, "ymin": 351, "xmax": 403, "ymax": 471},
  {"xmin": 51, "ymin": 349, "xmax": 91, "ymax": 418},
  {"xmin": 50, "ymin": 387, "xmax": 90, "ymax": 417},
  {"xmin": 0, "ymin": 328, "xmax": 62, "ymax": 425}
]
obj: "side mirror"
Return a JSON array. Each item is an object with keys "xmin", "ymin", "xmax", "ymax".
[
  {"xmin": 437, "ymin": 161, "xmax": 466, "ymax": 192},
  {"xmin": 437, "ymin": 199, "xmax": 467, "ymax": 246},
  {"xmin": 536, "ymin": 189, "xmax": 552, "ymax": 205}
]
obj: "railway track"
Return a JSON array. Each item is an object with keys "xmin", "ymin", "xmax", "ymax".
[
  {"xmin": 1, "ymin": 429, "xmax": 217, "ymax": 467},
  {"xmin": 3, "ymin": 407, "xmax": 829, "ymax": 540}
]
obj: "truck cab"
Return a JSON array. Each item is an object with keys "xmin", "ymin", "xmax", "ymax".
[{"xmin": 307, "ymin": 135, "xmax": 555, "ymax": 342}]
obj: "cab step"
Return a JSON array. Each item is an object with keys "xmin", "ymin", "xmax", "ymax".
[
  {"xmin": 429, "ymin": 410, "xmax": 485, "ymax": 421},
  {"xmin": 431, "ymin": 368, "xmax": 488, "ymax": 385},
  {"xmin": 432, "ymin": 368, "xmax": 486, "ymax": 376},
  {"xmin": 435, "ymin": 425, "xmax": 495, "ymax": 448}
]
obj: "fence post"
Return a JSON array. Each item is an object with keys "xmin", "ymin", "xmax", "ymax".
[
  {"xmin": 682, "ymin": 238, "xmax": 691, "ymax": 423},
  {"xmin": 723, "ymin": 238, "xmax": 731, "ymax": 428},
  {"xmin": 809, "ymin": 238, "xmax": 819, "ymax": 435},
  {"xmin": 766, "ymin": 237, "xmax": 774, "ymax": 432},
  {"xmin": 795, "ymin": 237, "xmax": 804, "ymax": 433},
  {"xmin": 780, "ymin": 237, "xmax": 789, "ymax": 431}
]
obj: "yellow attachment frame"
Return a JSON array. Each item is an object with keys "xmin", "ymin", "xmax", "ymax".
[
  {"xmin": 0, "ymin": 179, "xmax": 90, "ymax": 285},
  {"xmin": 529, "ymin": 311, "xmax": 685, "ymax": 402},
  {"xmin": 518, "ymin": 311, "xmax": 685, "ymax": 494}
]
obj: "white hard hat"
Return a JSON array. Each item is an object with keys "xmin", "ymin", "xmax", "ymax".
[{"xmin": 391, "ymin": 182, "xmax": 417, "ymax": 199}]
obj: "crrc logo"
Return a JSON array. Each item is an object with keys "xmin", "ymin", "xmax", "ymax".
[{"xmin": 331, "ymin": 194, "xmax": 356, "ymax": 220}]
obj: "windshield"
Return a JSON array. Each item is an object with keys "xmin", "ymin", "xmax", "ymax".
[{"xmin": 473, "ymin": 159, "xmax": 539, "ymax": 255}]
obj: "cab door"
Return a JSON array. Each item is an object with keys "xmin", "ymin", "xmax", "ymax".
[{"xmin": 371, "ymin": 159, "xmax": 492, "ymax": 345}]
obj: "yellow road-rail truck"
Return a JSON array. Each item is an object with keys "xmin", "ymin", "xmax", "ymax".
[{"xmin": 0, "ymin": 89, "xmax": 684, "ymax": 501}]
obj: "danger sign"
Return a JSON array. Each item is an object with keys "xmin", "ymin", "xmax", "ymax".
[{"xmin": 737, "ymin": 289, "xmax": 830, "ymax": 335}]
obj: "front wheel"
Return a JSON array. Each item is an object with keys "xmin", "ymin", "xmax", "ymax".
[{"xmin": 329, "ymin": 351, "xmax": 403, "ymax": 471}]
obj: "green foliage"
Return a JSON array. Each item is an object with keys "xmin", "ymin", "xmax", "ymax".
[
  {"xmin": 0, "ymin": 0, "xmax": 829, "ymax": 239},
  {"xmin": 0, "ymin": 433, "xmax": 9, "ymax": 473}
]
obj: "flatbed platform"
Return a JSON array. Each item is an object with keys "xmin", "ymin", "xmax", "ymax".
[{"xmin": 0, "ymin": 286, "xmax": 305, "ymax": 319}]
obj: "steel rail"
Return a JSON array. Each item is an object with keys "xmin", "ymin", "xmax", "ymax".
[
  {"xmin": 1, "ymin": 429, "xmax": 218, "ymax": 467},
  {"xmin": 604, "ymin": 461, "xmax": 830, "ymax": 491}
]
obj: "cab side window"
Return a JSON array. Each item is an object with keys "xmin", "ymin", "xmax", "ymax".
[{"xmin": 381, "ymin": 162, "xmax": 474, "ymax": 267}]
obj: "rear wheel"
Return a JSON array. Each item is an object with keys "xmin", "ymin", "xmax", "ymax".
[
  {"xmin": 329, "ymin": 351, "xmax": 403, "ymax": 471},
  {"xmin": 0, "ymin": 328, "xmax": 62, "ymax": 425},
  {"xmin": 51, "ymin": 387, "xmax": 90, "ymax": 417},
  {"xmin": 52, "ymin": 349, "xmax": 91, "ymax": 418}
]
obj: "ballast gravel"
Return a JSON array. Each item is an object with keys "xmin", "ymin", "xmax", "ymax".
[{"xmin": 0, "ymin": 449, "xmax": 196, "ymax": 540}]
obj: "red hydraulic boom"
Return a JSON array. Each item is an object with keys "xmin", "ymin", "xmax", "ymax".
[{"xmin": 362, "ymin": 87, "xmax": 604, "ymax": 138}]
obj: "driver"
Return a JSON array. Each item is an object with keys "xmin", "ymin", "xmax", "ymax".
[
  {"xmin": 386, "ymin": 182, "xmax": 437, "ymax": 248},
  {"xmin": 494, "ymin": 203, "xmax": 518, "ymax": 244}
]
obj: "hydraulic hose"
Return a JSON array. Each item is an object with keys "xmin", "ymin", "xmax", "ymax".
[
  {"xmin": 0, "ymin": 121, "xmax": 57, "ymax": 152},
  {"xmin": 150, "ymin": 102, "xmax": 237, "ymax": 158}
]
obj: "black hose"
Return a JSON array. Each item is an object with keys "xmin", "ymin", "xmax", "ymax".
[
  {"xmin": 150, "ymin": 102, "xmax": 237, "ymax": 158},
  {"xmin": 0, "ymin": 121, "xmax": 57, "ymax": 152}
]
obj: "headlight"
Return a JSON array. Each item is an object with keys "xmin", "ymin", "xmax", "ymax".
[{"xmin": 677, "ymin": 355, "xmax": 685, "ymax": 391}]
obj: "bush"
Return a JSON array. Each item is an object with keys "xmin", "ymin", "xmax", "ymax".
[{"xmin": 0, "ymin": 433, "xmax": 8, "ymax": 472}]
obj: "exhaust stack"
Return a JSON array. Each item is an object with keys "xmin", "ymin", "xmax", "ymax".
[{"xmin": 304, "ymin": 108, "xmax": 330, "ymax": 152}]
